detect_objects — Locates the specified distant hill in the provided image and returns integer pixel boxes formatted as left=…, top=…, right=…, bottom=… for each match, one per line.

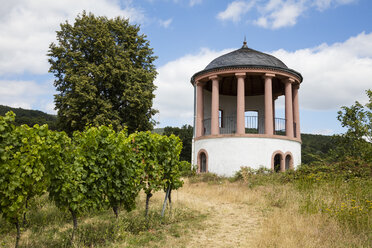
left=0, top=105, right=58, bottom=130
left=155, top=126, right=334, bottom=165
left=301, top=133, right=334, bottom=164
left=152, top=128, right=164, bottom=134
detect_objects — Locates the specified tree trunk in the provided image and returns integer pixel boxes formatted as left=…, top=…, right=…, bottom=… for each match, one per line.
left=161, top=185, right=171, bottom=217
left=23, top=212, right=27, bottom=227
left=145, top=192, right=153, bottom=217
left=15, top=220, right=20, bottom=248
left=112, top=206, right=119, bottom=219
left=23, top=197, right=29, bottom=226
left=69, top=209, right=78, bottom=243
left=168, top=189, right=172, bottom=214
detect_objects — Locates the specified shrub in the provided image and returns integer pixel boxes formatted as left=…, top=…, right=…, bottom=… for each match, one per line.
left=179, top=161, right=196, bottom=177
left=286, top=158, right=372, bottom=183
left=188, top=172, right=227, bottom=184
left=232, top=166, right=273, bottom=183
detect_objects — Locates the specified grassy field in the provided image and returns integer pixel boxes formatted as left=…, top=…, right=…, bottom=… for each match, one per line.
left=187, top=168, right=371, bottom=248
left=0, top=191, right=206, bottom=248
left=1, top=162, right=371, bottom=247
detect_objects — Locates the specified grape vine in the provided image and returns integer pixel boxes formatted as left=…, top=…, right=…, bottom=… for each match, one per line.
left=0, top=112, right=184, bottom=247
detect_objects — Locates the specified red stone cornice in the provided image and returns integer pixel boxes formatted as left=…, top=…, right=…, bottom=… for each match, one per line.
left=194, top=133, right=302, bottom=143
left=192, top=67, right=301, bottom=85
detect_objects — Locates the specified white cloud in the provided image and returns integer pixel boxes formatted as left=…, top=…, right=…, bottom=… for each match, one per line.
left=159, top=18, right=173, bottom=28
left=148, top=0, right=202, bottom=6
left=313, top=0, right=333, bottom=10
left=218, top=0, right=357, bottom=29
left=272, top=31, right=372, bottom=110
left=0, top=80, right=55, bottom=113
left=217, top=1, right=255, bottom=22
left=0, top=0, right=144, bottom=76
left=153, top=48, right=232, bottom=127
left=43, top=101, right=57, bottom=114
left=313, top=0, right=356, bottom=11
left=255, top=17, right=269, bottom=27
left=253, top=0, right=308, bottom=29
left=267, top=1, right=305, bottom=29
left=153, top=32, right=372, bottom=127
left=189, top=0, right=203, bottom=6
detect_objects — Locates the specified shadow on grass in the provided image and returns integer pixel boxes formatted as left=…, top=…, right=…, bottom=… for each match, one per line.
left=1, top=195, right=203, bottom=248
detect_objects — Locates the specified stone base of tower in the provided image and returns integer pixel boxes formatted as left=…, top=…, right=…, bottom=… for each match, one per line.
left=192, top=136, right=301, bottom=177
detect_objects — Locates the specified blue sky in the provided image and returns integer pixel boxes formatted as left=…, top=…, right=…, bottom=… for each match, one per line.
left=0, top=0, right=371, bottom=135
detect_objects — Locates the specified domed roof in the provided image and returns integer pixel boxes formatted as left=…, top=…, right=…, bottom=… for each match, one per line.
left=191, top=42, right=302, bottom=83
left=205, top=44, right=288, bottom=71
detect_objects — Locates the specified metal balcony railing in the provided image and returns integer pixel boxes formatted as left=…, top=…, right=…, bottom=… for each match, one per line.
left=245, top=116, right=263, bottom=134
left=275, top=118, right=286, bottom=135
left=202, top=116, right=288, bottom=136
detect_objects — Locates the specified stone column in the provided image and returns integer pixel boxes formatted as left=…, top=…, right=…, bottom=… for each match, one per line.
left=293, top=84, right=300, bottom=139
left=285, top=78, right=294, bottom=138
left=264, top=74, right=275, bottom=135
left=196, top=82, right=204, bottom=137
left=210, top=75, right=220, bottom=135
left=280, top=155, right=285, bottom=172
left=236, top=73, right=246, bottom=134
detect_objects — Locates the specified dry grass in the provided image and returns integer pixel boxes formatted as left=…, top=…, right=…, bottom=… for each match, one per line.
left=164, top=179, right=264, bottom=248
left=161, top=178, right=370, bottom=248
left=1, top=177, right=369, bottom=247
left=250, top=184, right=369, bottom=248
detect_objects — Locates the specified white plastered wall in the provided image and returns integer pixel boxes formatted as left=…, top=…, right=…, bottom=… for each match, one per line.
left=193, top=137, right=301, bottom=177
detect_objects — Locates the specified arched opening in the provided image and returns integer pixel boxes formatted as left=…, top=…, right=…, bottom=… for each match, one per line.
left=198, top=150, right=208, bottom=173
left=200, top=153, right=207, bottom=173
left=273, top=154, right=282, bottom=173
left=285, top=154, right=292, bottom=170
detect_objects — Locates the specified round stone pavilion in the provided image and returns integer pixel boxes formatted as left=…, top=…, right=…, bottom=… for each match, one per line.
left=191, top=41, right=303, bottom=176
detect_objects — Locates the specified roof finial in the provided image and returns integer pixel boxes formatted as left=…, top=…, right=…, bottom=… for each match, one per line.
left=242, top=35, right=248, bottom=48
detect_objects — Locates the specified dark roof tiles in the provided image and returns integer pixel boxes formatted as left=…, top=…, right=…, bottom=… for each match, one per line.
left=205, top=47, right=288, bottom=71
left=191, top=45, right=302, bottom=83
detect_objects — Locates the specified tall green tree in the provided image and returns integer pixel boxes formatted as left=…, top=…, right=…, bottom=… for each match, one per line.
left=331, top=89, right=372, bottom=162
left=163, top=125, right=193, bottom=162
left=48, top=12, right=158, bottom=134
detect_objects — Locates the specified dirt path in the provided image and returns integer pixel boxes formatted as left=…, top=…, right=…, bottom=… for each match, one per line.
left=151, top=180, right=368, bottom=248
left=171, top=181, right=264, bottom=248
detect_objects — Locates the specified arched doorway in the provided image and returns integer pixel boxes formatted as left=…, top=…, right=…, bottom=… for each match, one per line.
left=273, top=154, right=282, bottom=172
left=198, top=150, right=208, bottom=173
left=285, top=154, right=292, bottom=170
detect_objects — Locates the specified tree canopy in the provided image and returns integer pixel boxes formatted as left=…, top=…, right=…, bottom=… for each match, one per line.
left=48, top=12, right=158, bottom=134
left=301, top=133, right=334, bottom=164
left=163, top=125, right=193, bottom=162
left=330, top=89, right=372, bottom=162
